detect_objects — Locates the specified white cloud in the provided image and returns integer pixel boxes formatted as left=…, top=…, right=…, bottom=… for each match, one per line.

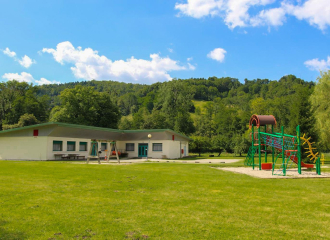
left=207, top=48, right=226, bottom=62
left=2, top=48, right=36, bottom=68
left=187, top=57, right=193, bottom=61
left=175, top=0, right=224, bottom=19
left=42, top=41, right=191, bottom=83
left=283, top=0, right=330, bottom=31
left=34, top=78, right=60, bottom=85
left=2, top=72, right=34, bottom=83
left=188, top=63, right=196, bottom=70
left=2, top=72, right=59, bottom=85
left=251, top=7, right=286, bottom=27
left=3, top=47, right=16, bottom=58
left=168, top=48, right=174, bottom=53
left=18, top=55, right=36, bottom=68
left=175, top=0, right=330, bottom=31
left=175, top=0, right=279, bottom=29
left=224, top=0, right=276, bottom=29
left=304, top=56, right=330, bottom=71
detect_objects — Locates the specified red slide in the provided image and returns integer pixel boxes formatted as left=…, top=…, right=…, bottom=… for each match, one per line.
left=284, top=151, right=314, bottom=169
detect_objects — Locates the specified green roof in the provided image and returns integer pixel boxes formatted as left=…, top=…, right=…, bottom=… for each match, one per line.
left=0, top=122, right=122, bottom=134
left=0, top=122, right=192, bottom=140
left=124, top=129, right=193, bottom=140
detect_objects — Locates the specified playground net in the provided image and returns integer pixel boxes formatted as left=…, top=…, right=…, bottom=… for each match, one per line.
left=260, top=134, right=297, bottom=150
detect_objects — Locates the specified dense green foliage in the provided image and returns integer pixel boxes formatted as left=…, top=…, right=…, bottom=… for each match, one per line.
left=311, top=71, right=330, bottom=150
left=49, top=86, right=121, bottom=128
left=2, top=113, right=39, bottom=130
left=1, top=73, right=325, bottom=153
left=0, top=81, right=49, bottom=130
left=1, top=161, right=330, bottom=239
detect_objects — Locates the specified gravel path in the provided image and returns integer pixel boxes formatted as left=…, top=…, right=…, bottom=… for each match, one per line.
left=218, top=167, right=330, bottom=179
left=80, top=159, right=241, bottom=165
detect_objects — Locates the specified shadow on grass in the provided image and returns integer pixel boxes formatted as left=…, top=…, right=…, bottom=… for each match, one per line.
left=0, top=220, right=26, bottom=240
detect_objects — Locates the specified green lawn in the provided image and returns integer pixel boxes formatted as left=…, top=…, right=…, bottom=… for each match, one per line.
left=1, top=161, right=330, bottom=239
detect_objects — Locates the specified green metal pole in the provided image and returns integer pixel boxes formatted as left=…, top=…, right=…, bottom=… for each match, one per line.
left=259, top=126, right=261, bottom=170
left=282, top=126, right=286, bottom=176
left=273, top=132, right=297, bottom=138
left=264, top=125, right=267, bottom=163
left=297, top=125, right=301, bottom=174
left=252, top=124, right=255, bottom=170
left=272, top=125, right=274, bottom=165
left=317, top=157, right=321, bottom=175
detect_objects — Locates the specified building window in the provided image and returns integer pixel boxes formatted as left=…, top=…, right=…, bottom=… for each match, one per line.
left=53, top=141, right=63, bottom=151
left=153, top=143, right=162, bottom=151
left=126, top=143, right=134, bottom=151
left=79, top=142, right=87, bottom=151
left=67, top=141, right=76, bottom=151
left=101, top=143, right=107, bottom=151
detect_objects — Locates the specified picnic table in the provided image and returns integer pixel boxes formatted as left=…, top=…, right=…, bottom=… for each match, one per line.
left=54, top=154, right=85, bottom=160
left=54, top=154, right=65, bottom=160
left=68, top=154, right=79, bottom=160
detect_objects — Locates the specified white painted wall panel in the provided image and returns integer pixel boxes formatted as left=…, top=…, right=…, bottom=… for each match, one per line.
left=0, top=137, right=48, bottom=160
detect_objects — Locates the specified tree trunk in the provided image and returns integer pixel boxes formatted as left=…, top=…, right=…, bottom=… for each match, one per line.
left=217, top=149, right=223, bottom=157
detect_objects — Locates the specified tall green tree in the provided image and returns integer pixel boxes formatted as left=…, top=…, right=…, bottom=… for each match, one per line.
left=0, top=81, right=31, bottom=128
left=156, top=80, right=195, bottom=134
left=310, top=71, right=330, bottom=150
left=189, top=136, right=211, bottom=157
left=5, top=89, right=49, bottom=124
left=50, top=85, right=120, bottom=128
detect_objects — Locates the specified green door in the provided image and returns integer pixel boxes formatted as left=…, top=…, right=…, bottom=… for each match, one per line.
left=91, top=143, right=98, bottom=156
left=138, top=144, right=148, bottom=157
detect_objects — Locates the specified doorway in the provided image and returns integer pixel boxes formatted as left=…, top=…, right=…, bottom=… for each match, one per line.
left=91, top=142, right=98, bottom=156
left=138, top=143, right=148, bottom=157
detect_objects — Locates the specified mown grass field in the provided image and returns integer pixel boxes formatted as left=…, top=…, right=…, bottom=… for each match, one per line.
left=1, top=160, right=330, bottom=240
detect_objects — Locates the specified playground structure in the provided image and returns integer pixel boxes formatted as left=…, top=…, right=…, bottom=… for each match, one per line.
left=244, top=115, right=322, bottom=176
left=87, top=140, right=120, bottom=164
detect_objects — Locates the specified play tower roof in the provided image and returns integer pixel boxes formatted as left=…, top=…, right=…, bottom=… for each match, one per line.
left=249, top=115, right=277, bottom=129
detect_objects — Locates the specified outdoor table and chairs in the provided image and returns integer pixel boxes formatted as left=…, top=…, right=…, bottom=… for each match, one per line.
left=54, top=154, right=85, bottom=160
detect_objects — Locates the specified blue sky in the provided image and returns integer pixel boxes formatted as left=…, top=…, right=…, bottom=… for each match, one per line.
left=0, top=0, right=329, bottom=85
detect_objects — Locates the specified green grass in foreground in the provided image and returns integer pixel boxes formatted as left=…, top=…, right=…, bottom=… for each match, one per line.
left=1, top=161, right=330, bottom=239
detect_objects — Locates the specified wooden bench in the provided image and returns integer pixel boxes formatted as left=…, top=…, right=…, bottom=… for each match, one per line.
left=54, top=154, right=65, bottom=160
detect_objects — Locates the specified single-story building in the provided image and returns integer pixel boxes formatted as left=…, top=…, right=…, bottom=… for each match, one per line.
left=0, top=122, right=191, bottom=160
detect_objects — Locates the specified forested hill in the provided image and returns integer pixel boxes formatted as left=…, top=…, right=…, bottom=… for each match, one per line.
left=0, top=74, right=319, bottom=154
left=37, top=75, right=314, bottom=115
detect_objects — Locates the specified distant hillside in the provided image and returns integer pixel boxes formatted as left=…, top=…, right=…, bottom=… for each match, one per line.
left=37, top=75, right=314, bottom=118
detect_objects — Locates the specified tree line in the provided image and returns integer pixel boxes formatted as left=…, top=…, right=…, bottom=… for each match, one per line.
left=1, top=72, right=329, bottom=155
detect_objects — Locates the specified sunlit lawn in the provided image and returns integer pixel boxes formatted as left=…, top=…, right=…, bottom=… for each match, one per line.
left=1, top=161, right=330, bottom=239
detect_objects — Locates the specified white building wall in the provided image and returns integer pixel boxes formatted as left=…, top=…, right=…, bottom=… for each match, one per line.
left=47, top=137, right=95, bottom=160
left=0, top=136, right=48, bottom=160
left=0, top=134, right=190, bottom=161
left=116, top=140, right=186, bottom=159
left=180, top=141, right=189, bottom=157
